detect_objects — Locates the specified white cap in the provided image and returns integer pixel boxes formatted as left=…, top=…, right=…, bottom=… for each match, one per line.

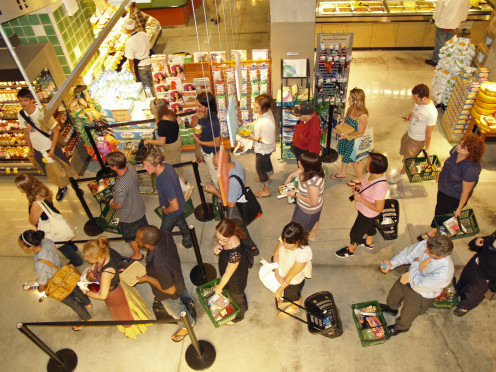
left=123, top=19, right=136, bottom=30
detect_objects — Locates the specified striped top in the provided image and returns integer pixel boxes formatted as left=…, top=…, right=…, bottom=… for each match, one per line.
left=113, top=164, right=146, bottom=223
left=296, top=175, right=325, bottom=214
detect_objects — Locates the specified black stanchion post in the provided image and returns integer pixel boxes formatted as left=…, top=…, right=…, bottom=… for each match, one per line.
left=84, top=127, right=113, bottom=178
left=191, top=161, right=214, bottom=222
left=320, top=104, right=338, bottom=163
left=181, top=312, right=216, bottom=370
left=69, top=177, right=104, bottom=236
left=17, top=323, right=78, bottom=372
left=188, top=225, right=216, bottom=286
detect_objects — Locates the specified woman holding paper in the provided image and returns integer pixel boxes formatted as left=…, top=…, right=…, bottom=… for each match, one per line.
left=81, top=236, right=150, bottom=339
left=248, top=93, right=276, bottom=197
left=213, top=219, right=251, bottom=324
left=417, top=134, right=484, bottom=241
left=331, top=87, right=369, bottom=187
left=273, top=222, right=312, bottom=319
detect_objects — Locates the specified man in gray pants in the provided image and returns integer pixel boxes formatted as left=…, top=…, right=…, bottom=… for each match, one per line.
left=379, top=236, right=454, bottom=336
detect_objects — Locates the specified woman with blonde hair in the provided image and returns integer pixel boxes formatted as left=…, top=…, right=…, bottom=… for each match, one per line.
left=81, top=236, right=151, bottom=338
left=331, top=87, right=369, bottom=187
left=144, top=98, right=185, bottom=182
left=15, top=173, right=82, bottom=266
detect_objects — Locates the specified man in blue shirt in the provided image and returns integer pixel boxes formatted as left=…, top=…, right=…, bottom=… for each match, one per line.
left=380, top=236, right=454, bottom=336
left=142, top=148, right=192, bottom=248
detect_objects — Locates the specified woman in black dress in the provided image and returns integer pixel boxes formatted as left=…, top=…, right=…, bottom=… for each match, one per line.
left=213, top=219, right=250, bottom=324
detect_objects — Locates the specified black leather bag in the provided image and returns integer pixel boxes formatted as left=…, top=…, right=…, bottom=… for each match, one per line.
left=229, top=175, right=262, bottom=226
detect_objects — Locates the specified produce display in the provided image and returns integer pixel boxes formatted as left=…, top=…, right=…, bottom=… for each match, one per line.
left=432, top=37, right=476, bottom=106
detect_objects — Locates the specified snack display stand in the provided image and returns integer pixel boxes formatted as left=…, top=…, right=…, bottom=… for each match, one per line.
left=280, top=59, right=311, bottom=160
left=351, top=300, right=391, bottom=347
left=314, top=33, right=353, bottom=162
left=196, top=278, right=240, bottom=328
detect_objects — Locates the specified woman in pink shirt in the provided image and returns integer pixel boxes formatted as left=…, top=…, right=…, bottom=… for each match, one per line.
left=336, top=153, right=388, bottom=258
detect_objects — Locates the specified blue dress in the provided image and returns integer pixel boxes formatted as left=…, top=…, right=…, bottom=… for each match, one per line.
left=338, top=115, right=358, bottom=163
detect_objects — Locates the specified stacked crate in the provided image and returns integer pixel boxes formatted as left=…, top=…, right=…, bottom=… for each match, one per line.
left=441, top=67, right=489, bottom=142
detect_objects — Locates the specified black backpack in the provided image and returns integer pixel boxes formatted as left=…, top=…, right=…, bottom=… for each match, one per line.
left=229, top=175, right=262, bottom=226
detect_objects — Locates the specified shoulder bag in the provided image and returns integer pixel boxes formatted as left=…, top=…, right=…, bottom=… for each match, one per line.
left=35, top=201, right=75, bottom=242
left=350, top=124, right=374, bottom=162
left=37, top=258, right=80, bottom=301
left=229, top=175, right=262, bottom=226
left=19, top=109, right=66, bottom=147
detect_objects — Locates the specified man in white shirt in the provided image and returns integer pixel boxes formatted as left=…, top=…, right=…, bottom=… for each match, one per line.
left=17, top=88, right=73, bottom=201
left=123, top=18, right=154, bottom=95
left=425, top=0, right=470, bottom=66
left=389, top=84, right=438, bottom=184
left=379, top=236, right=454, bottom=336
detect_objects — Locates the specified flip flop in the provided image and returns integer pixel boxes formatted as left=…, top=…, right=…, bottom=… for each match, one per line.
left=330, top=174, right=346, bottom=179
left=255, top=191, right=271, bottom=198
left=277, top=307, right=300, bottom=319
left=347, top=180, right=361, bottom=187
left=84, top=304, right=93, bottom=309
left=72, top=325, right=84, bottom=331
left=172, top=328, right=188, bottom=342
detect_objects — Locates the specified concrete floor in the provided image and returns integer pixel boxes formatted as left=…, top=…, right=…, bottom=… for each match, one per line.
left=2, top=2, right=496, bottom=372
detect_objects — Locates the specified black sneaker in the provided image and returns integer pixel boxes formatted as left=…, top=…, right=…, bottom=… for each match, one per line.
left=358, top=239, right=375, bottom=250
left=335, top=247, right=355, bottom=258
left=56, top=186, right=67, bottom=201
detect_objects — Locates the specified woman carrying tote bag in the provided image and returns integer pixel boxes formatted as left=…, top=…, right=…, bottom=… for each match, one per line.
left=15, top=174, right=83, bottom=266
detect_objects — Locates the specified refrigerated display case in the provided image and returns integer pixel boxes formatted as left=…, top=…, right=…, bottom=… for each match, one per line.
left=316, top=0, right=494, bottom=48
left=0, top=42, right=88, bottom=176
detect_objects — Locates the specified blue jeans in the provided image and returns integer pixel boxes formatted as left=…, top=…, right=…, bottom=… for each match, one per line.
left=137, top=64, right=154, bottom=95
left=61, top=287, right=91, bottom=320
left=161, top=289, right=195, bottom=328
left=432, top=27, right=455, bottom=63
left=161, top=213, right=192, bottom=248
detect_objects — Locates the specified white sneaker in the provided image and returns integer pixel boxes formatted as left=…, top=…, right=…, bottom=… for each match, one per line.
left=388, top=173, right=405, bottom=184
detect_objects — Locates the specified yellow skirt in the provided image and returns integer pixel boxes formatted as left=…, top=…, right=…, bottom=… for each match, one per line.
left=118, top=281, right=152, bottom=339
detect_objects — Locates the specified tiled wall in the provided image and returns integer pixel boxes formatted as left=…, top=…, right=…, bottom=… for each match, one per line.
left=1, top=0, right=98, bottom=76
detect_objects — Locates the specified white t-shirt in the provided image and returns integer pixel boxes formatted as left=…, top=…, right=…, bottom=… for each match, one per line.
left=18, top=107, right=55, bottom=151
left=407, top=102, right=438, bottom=141
left=253, top=111, right=276, bottom=155
left=124, top=32, right=151, bottom=67
left=433, top=0, right=469, bottom=30
left=278, top=241, right=312, bottom=285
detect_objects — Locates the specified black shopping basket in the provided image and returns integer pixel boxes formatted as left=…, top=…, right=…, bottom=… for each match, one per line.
left=376, top=199, right=399, bottom=240
left=276, top=291, right=343, bottom=338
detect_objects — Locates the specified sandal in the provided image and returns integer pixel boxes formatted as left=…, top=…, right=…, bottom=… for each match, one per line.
left=72, top=325, right=84, bottom=331
left=255, top=191, right=271, bottom=198
left=277, top=306, right=300, bottom=319
left=330, top=173, right=346, bottom=179
left=172, top=328, right=188, bottom=342
left=347, top=180, right=361, bottom=187
left=84, top=304, right=93, bottom=309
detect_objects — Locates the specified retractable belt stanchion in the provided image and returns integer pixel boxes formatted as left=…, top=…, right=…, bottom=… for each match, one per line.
left=17, top=322, right=77, bottom=372
left=192, top=161, right=214, bottom=222
left=320, top=105, right=338, bottom=163
left=68, top=177, right=104, bottom=236
left=188, top=225, right=216, bottom=286
left=181, top=312, right=216, bottom=370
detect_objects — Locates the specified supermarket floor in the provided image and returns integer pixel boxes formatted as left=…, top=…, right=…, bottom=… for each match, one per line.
left=2, top=52, right=496, bottom=372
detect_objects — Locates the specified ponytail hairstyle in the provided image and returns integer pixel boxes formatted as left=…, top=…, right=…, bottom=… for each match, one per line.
left=83, top=236, right=110, bottom=262
left=19, top=230, right=45, bottom=248
left=216, top=219, right=246, bottom=240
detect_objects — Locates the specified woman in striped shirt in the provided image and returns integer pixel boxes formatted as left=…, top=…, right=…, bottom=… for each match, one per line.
left=286, top=152, right=325, bottom=240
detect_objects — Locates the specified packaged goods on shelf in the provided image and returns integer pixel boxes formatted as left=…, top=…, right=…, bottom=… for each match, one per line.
left=432, top=36, right=476, bottom=106
left=440, top=67, right=489, bottom=141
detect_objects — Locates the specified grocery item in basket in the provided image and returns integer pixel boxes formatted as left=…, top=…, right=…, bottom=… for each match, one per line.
left=366, top=316, right=382, bottom=328
left=110, top=217, right=120, bottom=226
left=371, top=326, right=386, bottom=339
left=443, top=216, right=466, bottom=235
left=207, top=293, right=234, bottom=321
left=436, top=282, right=457, bottom=302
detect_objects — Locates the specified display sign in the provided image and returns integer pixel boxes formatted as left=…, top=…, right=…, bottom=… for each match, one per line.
left=282, top=59, right=308, bottom=78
